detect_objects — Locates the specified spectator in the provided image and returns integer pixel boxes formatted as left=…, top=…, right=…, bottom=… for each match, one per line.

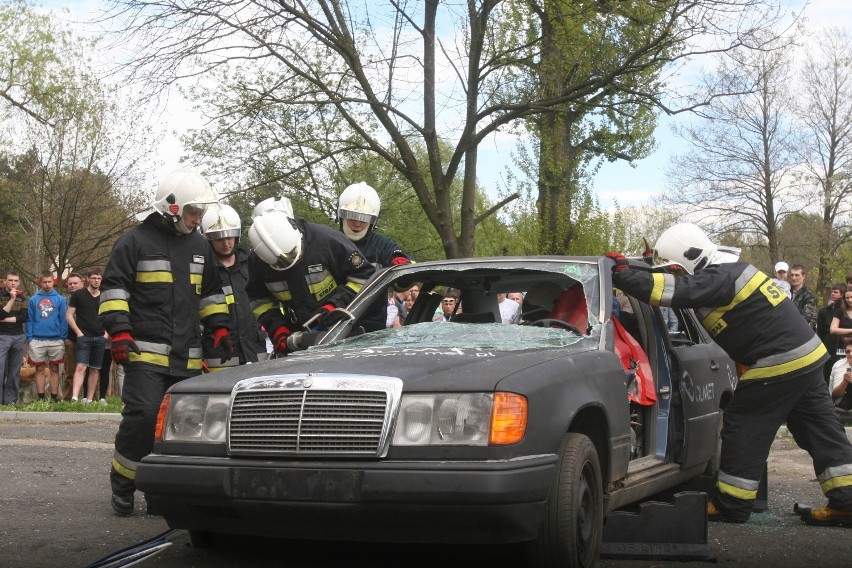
left=818, top=284, right=846, bottom=385
left=60, top=272, right=84, bottom=399
left=433, top=294, right=459, bottom=322
left=393, top=289, right=409, bottom=325
left=829, top=345, right=852, bottom=412
left=497, top=293, right=520, bottom=324
left=200, top=205, right=268, bottom=372
left=830, top=289, right=852, bottom=353
left=0, top=271, right=28, bottom=405
left=66, top=268, right=106, bottom=402
left=408, top=285, right=420, bottom=302
left=100, top=168, right=232, bottom=516
left=773, top=261, right=792, bottom=299
left=404, top=295, right=415, bottom=312
left=507, top=292, right=524, bottom=305
left=789, top=264, right=818, bottom=329
left=386, top=288, right=401, bottom=328
left=26, top=270, right=67, bottom=402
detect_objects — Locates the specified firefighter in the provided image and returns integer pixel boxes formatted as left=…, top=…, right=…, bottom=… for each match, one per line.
left=336, top=182, right=413, bottom=331
left=605, top=223, right=852, bottom=527
left=100, top=168, right=233, bottom=516
left=246, top=207, right=375, bottom=356
left=200, top=204, right=267, bottom=371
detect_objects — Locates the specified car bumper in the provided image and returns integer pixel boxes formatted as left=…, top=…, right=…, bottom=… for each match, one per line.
left=136, top=453, right=558, bottom=544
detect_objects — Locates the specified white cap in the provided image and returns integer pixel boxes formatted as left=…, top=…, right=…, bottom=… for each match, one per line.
left=774, top=261, right=789, bottom=273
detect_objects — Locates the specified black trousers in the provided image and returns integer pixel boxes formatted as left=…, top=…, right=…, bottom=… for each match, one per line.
left=714, top=367, right=852, bottom=519
left=110, top=366, right=191, bottom=496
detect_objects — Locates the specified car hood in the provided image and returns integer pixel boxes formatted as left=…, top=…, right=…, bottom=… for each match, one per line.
left=175, top=322, right=598, bottom=393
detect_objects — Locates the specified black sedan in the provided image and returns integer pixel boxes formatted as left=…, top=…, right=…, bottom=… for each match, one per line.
left=136, top=257, right=736, bottom=567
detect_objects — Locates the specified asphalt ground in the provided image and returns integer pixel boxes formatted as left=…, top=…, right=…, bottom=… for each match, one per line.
left=1, top=413, right=851, bottom=567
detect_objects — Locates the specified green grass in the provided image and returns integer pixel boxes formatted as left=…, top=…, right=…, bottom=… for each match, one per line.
left=0, top=395, right=124, bottom=413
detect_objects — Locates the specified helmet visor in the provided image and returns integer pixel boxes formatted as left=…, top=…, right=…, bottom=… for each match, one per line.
left=341, top=210, right=377, bottom=224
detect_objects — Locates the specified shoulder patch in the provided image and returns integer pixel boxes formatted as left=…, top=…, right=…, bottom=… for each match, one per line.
left=349, top=252, right=366, bottom=269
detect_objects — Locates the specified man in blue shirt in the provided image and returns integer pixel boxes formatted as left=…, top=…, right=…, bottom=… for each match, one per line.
left=26, top=271, right=67, bottom=401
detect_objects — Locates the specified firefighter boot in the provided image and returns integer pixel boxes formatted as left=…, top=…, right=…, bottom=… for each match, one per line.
left=110, top=467, right=135, bottom=516
left=797, top=504, right=852, bottom=527
left=707, top=500, right=748, bottom=523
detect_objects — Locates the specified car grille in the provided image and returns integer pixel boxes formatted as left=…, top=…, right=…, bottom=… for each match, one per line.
left=227, top=375, right=402, bottom=457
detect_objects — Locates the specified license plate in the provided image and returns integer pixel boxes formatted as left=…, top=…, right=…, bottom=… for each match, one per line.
left=229, top=468, right=363, bottom=502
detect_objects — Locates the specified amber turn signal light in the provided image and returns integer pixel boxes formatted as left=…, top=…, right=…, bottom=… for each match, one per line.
left=490, top=392, right=527, bottom=445
left=153, top=394, right=171, bottom=441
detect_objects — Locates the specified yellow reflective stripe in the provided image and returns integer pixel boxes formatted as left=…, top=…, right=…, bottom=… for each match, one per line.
left=649, top=273, right=666, bottom=305
left=701, top=272, right=764, bottom=336
left=716, top=479, right=758, bottom=501
left=99, top=299, right=129, bottom=314
left=129, top=351, right=170, bottom=366
left=112, top=458, right=136, bottom=480
left=190, top=273, right=202, bottom=286
left=346, top=281, right=363, bottom=294
left=821, top=474, right=852, bottom=493
left=739, top=342, right=827, bottom=381
left=199, top=302, right=229, bottom=319
left=272, top=290, right=293, bottom=302
left=252, top=301, right=278, bottom=319
left=307, top=274, right=336, bottom=299
left=136, top=272, right=174, bottom=283
left=225, top=293, right=235, bottom=305
left=187, top=357, right=202, bottom=370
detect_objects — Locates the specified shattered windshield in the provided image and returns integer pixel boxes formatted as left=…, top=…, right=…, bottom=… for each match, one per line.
left=321, top=321, right=591, bottom=352
left=318, top=258, right=603, bottom=351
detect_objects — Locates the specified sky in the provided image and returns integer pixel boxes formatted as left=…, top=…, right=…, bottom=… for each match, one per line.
left=43, top=0, right=852, bottom=206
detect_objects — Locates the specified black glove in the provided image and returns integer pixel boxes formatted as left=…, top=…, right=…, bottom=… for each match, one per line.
left=605, top=252, right=630, bottom=273
left=212, top=328, right=234, bottom=364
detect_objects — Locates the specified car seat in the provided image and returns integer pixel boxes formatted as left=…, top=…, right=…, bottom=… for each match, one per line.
left=549, top=285, right=589, bottom=334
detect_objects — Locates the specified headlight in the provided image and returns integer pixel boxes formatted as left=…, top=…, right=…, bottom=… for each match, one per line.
left=161, top=394, right=230, bottom=442
left=393, top=393, right=516, bottom=446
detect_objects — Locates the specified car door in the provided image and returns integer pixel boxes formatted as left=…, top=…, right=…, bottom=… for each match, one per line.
left=665, top=307, right=736, bottom=469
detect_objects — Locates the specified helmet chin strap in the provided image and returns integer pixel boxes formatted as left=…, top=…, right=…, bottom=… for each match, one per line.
left=342, top=223, right=368, bottom=242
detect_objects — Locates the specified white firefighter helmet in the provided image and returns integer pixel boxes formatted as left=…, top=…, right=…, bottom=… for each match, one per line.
left=654, top=223, right=741, bottom=274
left=251, top=196, right=294, bottom=219
left=249, top=211, right=303, bottom=270
left=201, top=204, right=242, bottom=241
left=337, top=182, right=380, bottom=241
left=152, top=169, right=220, bottom=234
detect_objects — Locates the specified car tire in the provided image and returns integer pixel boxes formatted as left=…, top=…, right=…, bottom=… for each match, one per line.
left=189, top=530, right=216, bottom=548
left=528, top=432, right=603, bottom=568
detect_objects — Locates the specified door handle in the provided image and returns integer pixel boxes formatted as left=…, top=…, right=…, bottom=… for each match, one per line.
left=709, top=360, right=720, bottom=371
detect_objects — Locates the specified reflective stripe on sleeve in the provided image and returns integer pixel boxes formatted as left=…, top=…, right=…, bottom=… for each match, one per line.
left=649, top=273, right=675, bottom=306
left=199, top=294, right=229, bottom=319
left=99, top=289, right=130, bottom=315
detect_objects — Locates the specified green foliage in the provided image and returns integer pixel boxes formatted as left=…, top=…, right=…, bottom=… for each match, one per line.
left=0, top=396, right=123, bottom=413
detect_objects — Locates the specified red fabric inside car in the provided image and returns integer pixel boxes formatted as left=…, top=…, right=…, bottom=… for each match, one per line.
left=550, top=286, right=589, bottom=334
left=611, top=317, right=656, bottom=406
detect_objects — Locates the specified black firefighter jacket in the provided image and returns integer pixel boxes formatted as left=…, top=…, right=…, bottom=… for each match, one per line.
left=247, top=218, right=376, bottom=336
left=613, top=261, right=828, bottom=384
left=202, top=247, right=267, bottom=371
left=99, top=213, right=231, bottom=377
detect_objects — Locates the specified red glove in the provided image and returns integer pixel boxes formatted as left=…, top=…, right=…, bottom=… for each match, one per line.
left=111, top=332, right=140, bottom=364
left=605, top=252, right=630, bottom=272
left=270, top=325, right=292, bottom=355
left=390, top=255, right=410, bottom=266
left=212, top=327, right=234, bottom=364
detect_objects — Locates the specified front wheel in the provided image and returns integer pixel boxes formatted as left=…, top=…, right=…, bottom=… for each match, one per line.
left=529, top=433, right=603, bottom=568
